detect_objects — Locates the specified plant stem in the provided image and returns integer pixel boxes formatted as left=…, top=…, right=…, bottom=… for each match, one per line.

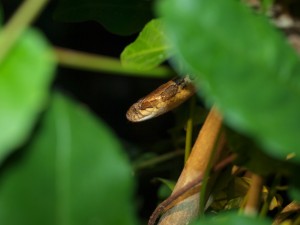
left=133, top=150, right=183, bottom=171
left=260, top=174, right=281, bottom=217
left=54, top=47, right=174, bottom=78
left=244, top=173, right=264, bottom=216
left=184, top=96, right=196, bottom=163
left=0, top=0, right=49, bottom=63
left=199, top=131, right=223, bottom=215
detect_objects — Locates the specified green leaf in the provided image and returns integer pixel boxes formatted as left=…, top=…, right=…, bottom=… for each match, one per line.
left=261, top=0, right=275, bottom=12
left=157, top=183, right=172, bottom=200
left=0, top=29, right=55, bottom=163
left=121, top=19, right=172, bottom=70
left=0, top=93, right=137, bottom=225
left=157, top=0, right=300, bottom=161
left=191, top=212, right=271, bottom=225
left=155, top=178, right=175, bottom=200
left=54, top=0, right=153, bottom=35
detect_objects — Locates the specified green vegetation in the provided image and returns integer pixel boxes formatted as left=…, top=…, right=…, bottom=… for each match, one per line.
left=1, top=0, right=300, bottom=224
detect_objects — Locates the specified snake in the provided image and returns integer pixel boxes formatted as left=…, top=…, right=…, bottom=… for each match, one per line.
left=126, top=76, right=196, bottom=122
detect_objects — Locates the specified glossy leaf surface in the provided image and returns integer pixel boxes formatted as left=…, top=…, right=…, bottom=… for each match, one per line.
left=0, top=29, right=55, bottom=163
left=121, top=19, right=171, bottom=70
left=158, top=0, right=300, bottom=161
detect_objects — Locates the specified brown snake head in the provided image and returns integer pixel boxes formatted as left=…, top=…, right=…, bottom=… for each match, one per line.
left=126, top=76, right=196, bottom=122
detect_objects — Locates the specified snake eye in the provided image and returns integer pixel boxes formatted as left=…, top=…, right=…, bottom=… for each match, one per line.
left=140, top=100, right=156, bottom=110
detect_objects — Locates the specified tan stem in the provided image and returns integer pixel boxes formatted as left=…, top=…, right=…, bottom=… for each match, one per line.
left=244, top=173, right=264, bottom=216
left=155, top=107, right=223, bottom=225
left=174, top=108, right=223, bottom=190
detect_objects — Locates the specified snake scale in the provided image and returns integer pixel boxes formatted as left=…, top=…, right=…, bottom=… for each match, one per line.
left=126, top=76, right=196, bottom=122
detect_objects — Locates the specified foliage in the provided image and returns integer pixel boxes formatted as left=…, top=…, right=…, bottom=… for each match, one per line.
left=1, top=0, right=300, bottom=225
left=0, top=93, right=137, bottom=225
left=0, top=29, right=55, bottom=163
left=0, top=2, right=136, bottom=225
left=121, top=19, right=172, bottom=70
left=157, top=0, right=300, bottom=162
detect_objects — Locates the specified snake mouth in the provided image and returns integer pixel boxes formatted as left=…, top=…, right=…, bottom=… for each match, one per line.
left=126, top=103, right=156, bottom=122
left=126, top=103, right=144, bottom=122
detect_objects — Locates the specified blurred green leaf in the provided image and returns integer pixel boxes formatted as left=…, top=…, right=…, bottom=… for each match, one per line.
left=261, top=0, right=275, bottom=12
left=54, top=0, right=153, bottom=35
left=157, top=0, right=300, bottom=161
left=157, top=183, right=172, bottom=200
left=156, top=177, right=175, bottom=200
left=0, top=93, right=137, bottom=225
left=121, top=19, right=172, bottom=70
left=0, top=29, right=55, bottom=163
left=191, top=212, right=271, bottom=225
left=226, top=129, right=291, bottom=176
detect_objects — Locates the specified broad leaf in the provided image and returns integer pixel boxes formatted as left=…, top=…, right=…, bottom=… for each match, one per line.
left=121, top=19, right=172, bottom=70
left=157, top=0, right=300, bottom=161
left=0, top=29, right=55, bottom=163
left=191, top=212, right=271, bottom=225
left=0, top=93, right=137, bottom=225
left=54, top=0, right=153, bottom=35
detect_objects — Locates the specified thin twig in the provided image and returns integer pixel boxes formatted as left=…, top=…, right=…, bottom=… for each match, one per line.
left=184, top=96, right=196, bottom=163
left=260, top=174, right=281, bottom=217
left=0, top=0, right=49, bottom=63
left=133, top=150, right=184, bottom=171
